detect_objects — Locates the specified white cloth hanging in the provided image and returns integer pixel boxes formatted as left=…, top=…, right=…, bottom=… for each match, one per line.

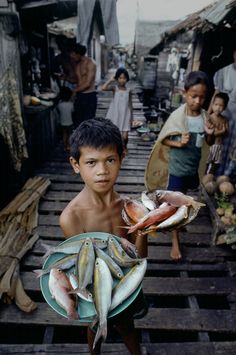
left=77, top=0, right=119, bottom=46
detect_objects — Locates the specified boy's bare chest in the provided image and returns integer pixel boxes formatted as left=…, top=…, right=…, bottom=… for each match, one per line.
left=81, top=204, right=127, bottom=237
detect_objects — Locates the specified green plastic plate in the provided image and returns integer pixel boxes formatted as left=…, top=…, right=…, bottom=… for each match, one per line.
left=40, top=232, right=142, bottom=323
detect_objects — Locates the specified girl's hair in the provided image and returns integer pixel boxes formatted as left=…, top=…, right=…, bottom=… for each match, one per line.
left=214, top=92, right=229, bottom=109
left=60, top=86, right=72, bottom=101
left=184, top=71, right=210, bottom=91
left=114, top=67, right=129, bottom=81
left=69, top=117, right=124, bottom=162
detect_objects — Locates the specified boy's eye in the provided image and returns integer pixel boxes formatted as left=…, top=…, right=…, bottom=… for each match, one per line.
left=86, top=161, right=95, bottom=166
left=107, top=158, right=115, bottom=164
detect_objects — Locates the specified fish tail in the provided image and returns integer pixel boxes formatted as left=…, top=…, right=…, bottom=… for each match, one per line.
left=33, top=269, right=44, bottom=278
left=117, top=225, right=130, bottom=229
left=93, top=321, right=107, bottom=349
left=127, top=225, right=139, bottom=234
left=191, top=200, right=205, bottom=210
left=41, top=243, right=53, bottom=258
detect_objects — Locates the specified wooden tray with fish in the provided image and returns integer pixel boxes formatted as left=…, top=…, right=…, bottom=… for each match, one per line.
left=122, top=190, right=205, bottom=235
left=40, top=232, right=145, bottom=325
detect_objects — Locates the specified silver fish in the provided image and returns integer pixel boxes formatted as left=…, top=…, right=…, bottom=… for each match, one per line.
left=75, top=238, right=95, bottom=302
left=107, top=236, right=141, bottom=267
left=93, top=258, right=113, bottom=349
left=120, top=237, right=139, bottom=259
left=110, top=259, right=147, bottom=311
left=141, top=191, right=156, bottom=210
left=34, top=254, right=77, bottom=278
left=48, top=268, right=78, bottom=320
left=94, top=245, right=124, bottom=279
left=155, top=205, right=189, bottom=230
left=42, top=240, right=84, bottom=258
left=42, top=238, right=107, bottom=259
left=69, top=273, right=93, bottom=303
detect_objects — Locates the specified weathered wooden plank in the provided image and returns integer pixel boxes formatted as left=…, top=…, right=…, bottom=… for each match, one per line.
left=22, top=272, right=236, bottom=296
left=0, top=343, right=130, bottom=355
left=37, top=173, right=146, bottom=184
left=23, top=254, right=229, bottom=275
left=1, top=342, right=236, bottom=355
left=41, top=190, right=141, bottom=201
left=0, top=304, right=235, bottom=332
left=36, top=167, right=147, bottom=177
left=34, top=225, right=212, bottom=245
left=46, top=183, right=146, bottom=193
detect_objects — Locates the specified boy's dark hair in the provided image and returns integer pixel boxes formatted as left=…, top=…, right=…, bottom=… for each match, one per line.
left=60, top=86, right=72, bottom=101
left=184, top=70, right=210, bottom=91
left=70, top=117, right=124, bottom=162
left=69, top=43, right=87, bottom=56
left=214, top=92, right=229, bottom=109
left=115, top=67, right=129, bottom=81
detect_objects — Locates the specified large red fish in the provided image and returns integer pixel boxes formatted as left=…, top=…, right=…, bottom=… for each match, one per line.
left=123, top=199, right=149, bottom=223
left=48, top=268, right=78, bottom=320
left=127, top=204, right=177, bottom=234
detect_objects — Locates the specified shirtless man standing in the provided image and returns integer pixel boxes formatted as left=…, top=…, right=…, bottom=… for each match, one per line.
left=69, top=43, right=97, bottom=128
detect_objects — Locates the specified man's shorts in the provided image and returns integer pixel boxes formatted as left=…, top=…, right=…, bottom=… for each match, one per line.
left=167, top=174, right=199, bottom=193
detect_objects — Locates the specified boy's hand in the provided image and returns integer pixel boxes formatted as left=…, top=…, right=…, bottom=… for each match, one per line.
left=204, top=118, right=215, bottom=135
left=180, top=132, right=190, bottom=146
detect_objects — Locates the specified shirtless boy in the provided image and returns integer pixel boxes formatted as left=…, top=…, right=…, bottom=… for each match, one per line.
left=68, top=43, right=97, bottom=127
left=60, top=118, right=148, bottom=355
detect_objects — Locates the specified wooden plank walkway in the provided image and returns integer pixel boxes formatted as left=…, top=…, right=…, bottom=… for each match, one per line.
left=0, top=88, right=236, bottom=354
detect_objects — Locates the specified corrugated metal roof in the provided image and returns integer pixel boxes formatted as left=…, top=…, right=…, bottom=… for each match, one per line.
left=163, top=0, right=236, bottom=38
left=200, top=0, right=236, bottom=24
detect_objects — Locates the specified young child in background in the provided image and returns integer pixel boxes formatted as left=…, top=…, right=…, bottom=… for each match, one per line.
left=102, top=68, right=133, bottom=153
left=145, top=71, right=214, bottom=260
left=60, top=118, right=148, bottom=355
left=205, top=92, right=229, bottom=175
left=57, top=86, right=74, bottom=152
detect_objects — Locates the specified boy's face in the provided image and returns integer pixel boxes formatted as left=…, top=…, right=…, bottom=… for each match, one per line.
left=184, top=83, right=208, bottom=115
left=70, top=145, right=123, bottom=193
left=212, top=97, right=225, bottom=116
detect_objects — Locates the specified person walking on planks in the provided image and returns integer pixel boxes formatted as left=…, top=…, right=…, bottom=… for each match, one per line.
left=102, top=67, right=133, bottom=154
left=68, top=43, right=97, bottom=128
left=60, top=117, right=148, bottom=355
left=145, top=71, right=214, bottom=260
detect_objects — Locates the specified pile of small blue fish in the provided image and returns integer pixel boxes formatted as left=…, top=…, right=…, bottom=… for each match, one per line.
left=36, top=235, right=147, bottom=350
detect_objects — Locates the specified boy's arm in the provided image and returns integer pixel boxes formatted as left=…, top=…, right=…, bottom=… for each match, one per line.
left=101, top=77, right=115, bottom=91
left=162, top=133, right=190, bottom=148
left=59, top=209, right=84, bottom=239
left=129, top=231, right=148, bottom=258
